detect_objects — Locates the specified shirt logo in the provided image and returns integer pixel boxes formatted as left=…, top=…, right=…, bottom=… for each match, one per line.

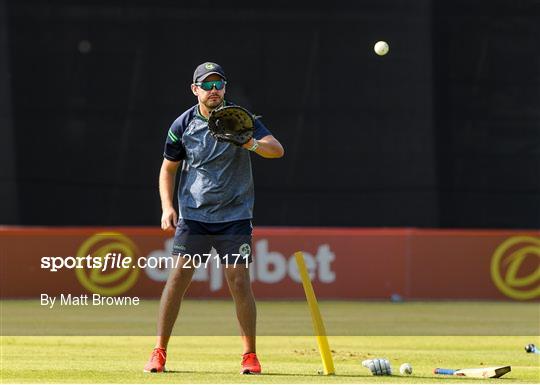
left=239, top=243, right=251, bottom=257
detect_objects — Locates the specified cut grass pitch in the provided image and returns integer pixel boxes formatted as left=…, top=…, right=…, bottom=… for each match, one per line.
left=1, top=300, right=539, bottom=383
left=2, top=300, right=538, bottom=336
left=2, top=336, right=539, bottom=383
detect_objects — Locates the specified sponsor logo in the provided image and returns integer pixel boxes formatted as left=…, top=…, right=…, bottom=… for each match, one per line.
left=173, top=244, right=186, bottom=254
left=490, top=236, right=540, bottom=300
left=75, top=233, right=140, bottom=296
left=144, top=238, right=336, bottom=291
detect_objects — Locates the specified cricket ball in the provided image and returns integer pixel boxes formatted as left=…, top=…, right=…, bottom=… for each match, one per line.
left=374, top=41, right=389, bottom=56
left=400, top=363, right=413, bottom=375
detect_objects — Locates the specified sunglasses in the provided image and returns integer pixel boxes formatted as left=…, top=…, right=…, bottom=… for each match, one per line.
left=195, top=80, right=226, bottom=91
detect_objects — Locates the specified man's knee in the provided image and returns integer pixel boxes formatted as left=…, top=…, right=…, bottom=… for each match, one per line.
left=227, top=270, right=252, bottom=295
left=165, top=262, right=194, bottom=287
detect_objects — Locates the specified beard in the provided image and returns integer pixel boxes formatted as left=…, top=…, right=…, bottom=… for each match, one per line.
left=203, top=95, right=224, bottom=110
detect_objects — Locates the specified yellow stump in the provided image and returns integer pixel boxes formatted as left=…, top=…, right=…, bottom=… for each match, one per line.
left=294, top=251, right=336, bottom=375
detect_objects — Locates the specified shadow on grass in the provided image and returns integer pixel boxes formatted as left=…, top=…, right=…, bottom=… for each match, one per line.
left=164, top=371, right=499, bottom=381
left=164, top=370, right=341, bottom=377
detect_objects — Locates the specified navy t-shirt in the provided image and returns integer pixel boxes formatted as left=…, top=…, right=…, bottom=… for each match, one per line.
left=163, top=102, right=272, bottom=223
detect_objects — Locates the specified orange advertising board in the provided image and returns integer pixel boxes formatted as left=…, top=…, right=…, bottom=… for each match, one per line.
left=0, top=227, right=538, bottom=301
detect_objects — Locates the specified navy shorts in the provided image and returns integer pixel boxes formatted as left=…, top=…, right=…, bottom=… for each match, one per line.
left=172, top=219, right=253, bottom=264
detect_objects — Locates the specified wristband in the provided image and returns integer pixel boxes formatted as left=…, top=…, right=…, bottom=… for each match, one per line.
left=247, top=138, right=259, bottom=152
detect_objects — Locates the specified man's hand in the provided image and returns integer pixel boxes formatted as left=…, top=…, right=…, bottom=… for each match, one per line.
left=362, top=359, right=392, bottom=376
left=161, top=206, right=178, bottom=230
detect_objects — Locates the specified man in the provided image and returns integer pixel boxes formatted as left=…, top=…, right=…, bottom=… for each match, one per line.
left=144, top=62, right=284, bottom=374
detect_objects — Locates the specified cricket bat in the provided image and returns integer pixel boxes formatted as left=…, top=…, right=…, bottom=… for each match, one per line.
left=434, top=366, right=511, bottom=378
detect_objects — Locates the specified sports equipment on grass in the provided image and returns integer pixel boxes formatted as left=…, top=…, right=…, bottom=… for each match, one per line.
left=294, top=251, right=335, bottom=375
left=434, top=365, right=511, bottom=378
left=362, top=358, right=392, bottom=376
left=399, top=363, right=413, bottom=375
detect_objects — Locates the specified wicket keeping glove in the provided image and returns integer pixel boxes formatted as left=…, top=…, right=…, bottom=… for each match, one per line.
left=362, top=358, right=392, bottom=376
left=208, top=105, right=255, bottom=146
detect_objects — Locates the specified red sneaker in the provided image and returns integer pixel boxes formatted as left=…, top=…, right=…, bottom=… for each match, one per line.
left=241, top=352, right=261, bottom=374
left=143, top=348, right=166, bottom=373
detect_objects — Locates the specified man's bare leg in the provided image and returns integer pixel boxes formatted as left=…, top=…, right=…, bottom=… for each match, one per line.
left=155, top=257, right=195, bottom=349
left=224, top=265, right=256, bottom=354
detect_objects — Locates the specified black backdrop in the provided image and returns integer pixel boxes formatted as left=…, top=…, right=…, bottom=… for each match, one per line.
left=2, top=0, right=539, bottom=228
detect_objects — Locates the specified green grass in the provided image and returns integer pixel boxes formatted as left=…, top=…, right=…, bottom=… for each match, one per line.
left=2, top=300, right=538, bottom=336
left=1, top=300, right=539, bottom=383
left=2, top=336, right=539, bottom=383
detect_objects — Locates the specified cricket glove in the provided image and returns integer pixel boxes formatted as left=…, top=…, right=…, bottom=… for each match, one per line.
left=208, top=105, right=255, bottom=146
left=362, top=358, right=392, bottom=376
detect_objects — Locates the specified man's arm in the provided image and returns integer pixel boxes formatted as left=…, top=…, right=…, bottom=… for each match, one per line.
left=159, top=158, right=181, bottom=230
left=242, top=135, right=284, bottom=158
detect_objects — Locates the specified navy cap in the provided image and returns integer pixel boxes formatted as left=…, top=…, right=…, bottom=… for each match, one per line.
left=192, top=62, right=227, bottom=83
